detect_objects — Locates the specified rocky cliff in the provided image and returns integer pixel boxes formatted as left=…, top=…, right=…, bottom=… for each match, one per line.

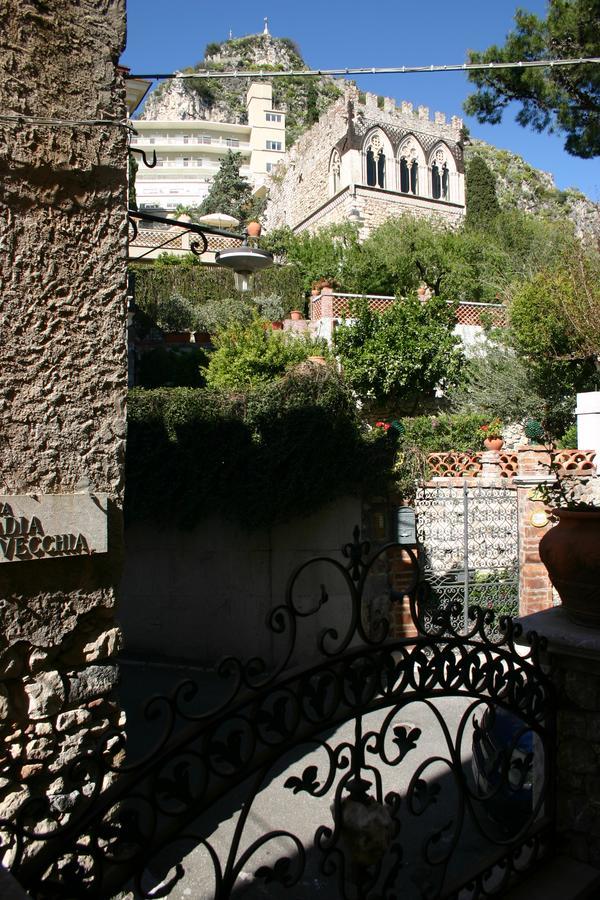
left=140, top=33, right=342, bottom=146
left=464, top=139, right=599, bottom=240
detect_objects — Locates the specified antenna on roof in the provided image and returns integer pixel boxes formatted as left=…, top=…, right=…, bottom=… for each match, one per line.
left=263, top=17, right=269, bottom=35
left=228, top=29, right=233, bottom=40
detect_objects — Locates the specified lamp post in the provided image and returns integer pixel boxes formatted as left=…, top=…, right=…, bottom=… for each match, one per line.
left=215, top=246, right=274, bottom=292
left=127, top=209, right=273, bottom=291
left=215, top=220, right=273, bottom=292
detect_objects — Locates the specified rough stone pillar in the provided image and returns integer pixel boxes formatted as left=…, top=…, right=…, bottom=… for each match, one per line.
left=515, top=447, right=555, bottom=616
left=518, top=608, right=600, bottom=874
left=0, top=0, right=127, bottom=825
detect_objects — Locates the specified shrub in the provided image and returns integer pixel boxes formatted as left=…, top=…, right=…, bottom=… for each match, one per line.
left=138, top=347, right=208, bottom=389
left=205, top=317, right=330, bottom=390
left=125, top=371, right=395, bottom=529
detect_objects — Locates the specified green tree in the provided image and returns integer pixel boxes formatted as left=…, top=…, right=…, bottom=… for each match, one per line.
left=333, top=295, right=464, bottom=411
left=464, top=0, right=600, bottom=158
left=205, top=317, right=329, bottom=390
left=305, top=82, right=319, bottom=126
left=465, top=156, right=501, bottom=230
left=197, top=151, right=265, bottom=224
left=508, top=267, right=600, bottom=433
left=342, top=216, right=507, bottom=302
left=449, top=345, right=548, bottom=424
left=262, top=223, right=361, bottom=294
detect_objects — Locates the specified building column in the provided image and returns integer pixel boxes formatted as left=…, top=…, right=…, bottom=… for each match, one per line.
left=515, top=447, right=555, bottom=616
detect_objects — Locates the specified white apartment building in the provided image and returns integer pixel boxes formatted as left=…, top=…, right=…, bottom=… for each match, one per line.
left=130, top=82, right=285, bottom=215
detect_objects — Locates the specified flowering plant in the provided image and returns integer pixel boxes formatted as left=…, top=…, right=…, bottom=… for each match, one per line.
left=480, top=417, right=503, bottom=437
left=374, top=420, right=405, bottom=435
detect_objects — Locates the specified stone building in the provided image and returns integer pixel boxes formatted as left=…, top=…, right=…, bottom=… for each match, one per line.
left=264, top=84, right=465, bottom=236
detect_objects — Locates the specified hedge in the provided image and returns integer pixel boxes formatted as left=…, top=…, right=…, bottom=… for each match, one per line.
left=125, top=369, right=395, bottom=529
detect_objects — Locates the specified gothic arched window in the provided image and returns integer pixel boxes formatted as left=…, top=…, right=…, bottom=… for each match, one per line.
left=400, top=158, right=419, bottom=194
left=365, top=133, right=386, bottom=188
left=431, top=146, right=452, bottom=201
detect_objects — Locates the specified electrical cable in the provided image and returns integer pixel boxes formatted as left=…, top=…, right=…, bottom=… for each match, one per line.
left=128, top=56, right=600, bottom=81
left=0, top=114, right=134, bottom=130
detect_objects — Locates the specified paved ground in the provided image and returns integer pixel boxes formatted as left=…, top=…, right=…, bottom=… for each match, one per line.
left=116, top=656, right=541, bottom=900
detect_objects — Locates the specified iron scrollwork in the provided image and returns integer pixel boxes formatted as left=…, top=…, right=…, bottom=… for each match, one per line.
left=129, top=146, right=157, bottom=169
left=0, top=529, right=555, bottom=899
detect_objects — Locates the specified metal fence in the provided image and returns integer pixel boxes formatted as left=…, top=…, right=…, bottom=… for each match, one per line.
left=415, top=482, right=519, bottom=631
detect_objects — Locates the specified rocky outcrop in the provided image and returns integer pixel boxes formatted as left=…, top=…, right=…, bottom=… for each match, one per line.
left=139, top=33, right=342, bottom=145
left=465, top=139, right=600, bottom=240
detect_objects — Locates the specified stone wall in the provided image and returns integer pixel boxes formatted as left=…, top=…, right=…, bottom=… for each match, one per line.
left=518, top=609, right=600, bottom=872
left=119, top=496, right=363, bottom=668
left=264, top=84, right=465, bottom=234
left=0, top=1, right=128, bottom=825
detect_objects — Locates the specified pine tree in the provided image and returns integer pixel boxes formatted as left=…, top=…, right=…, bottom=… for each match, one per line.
left=465, top=156, right=500, bottom=230
left=197, top=151, right=264, bottom=225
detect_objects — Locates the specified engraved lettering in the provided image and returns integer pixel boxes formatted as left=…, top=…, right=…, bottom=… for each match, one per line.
left=29, top=536, right=42, bottom=555
left=0, top=538, right=15, bottom=560
left=3, top=518, right=20, bottom=537
left=41, top=535, right=54, bottom=552
left=0, top=504, right=13, bottom=516
left=29, top=517, right=43, bottom=536
left=15, top=537, right=27, bottom=558
left=74, top=534, right=89, bottom=553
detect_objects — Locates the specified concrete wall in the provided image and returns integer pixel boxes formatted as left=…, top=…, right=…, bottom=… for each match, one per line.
left=0, top=0, right=128, bottom=823
left=119, top=496, right=363, bottom=668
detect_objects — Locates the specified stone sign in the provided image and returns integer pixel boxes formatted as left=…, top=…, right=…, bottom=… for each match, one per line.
left=0, top=494, right=108, bottom=563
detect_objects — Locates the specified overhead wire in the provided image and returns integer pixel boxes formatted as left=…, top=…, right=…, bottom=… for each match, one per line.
left=128, top=57, right=600, bottom=81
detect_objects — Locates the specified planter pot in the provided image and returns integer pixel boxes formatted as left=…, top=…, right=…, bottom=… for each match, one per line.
left=290, top=310, right=303, bottom=321
left=484, top=437, right=504, bottom=451
left=307, top=355, right=326, bottom=366
left=193, top=331, right=211, bottom=344
left=270, top=321, right=283, bottom=330
left=246, top=221, right=262, bottom=238
left=164, top=332, right=192, bottom=344
left=539, top=509, right=600, bottom=627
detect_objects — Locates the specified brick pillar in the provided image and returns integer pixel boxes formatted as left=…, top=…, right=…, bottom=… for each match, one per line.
left=480, top=449, right=502, bottom=480
left=515, top=447, right=555, bottom=616
left=388, top=547, right=418, bottom=638
left=320, top=286, right=334, bottom=319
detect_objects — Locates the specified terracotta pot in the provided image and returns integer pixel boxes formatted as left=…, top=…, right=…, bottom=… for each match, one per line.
left=271, top=320, right=283, bottom=330
left=307, top=355, right=326, bottom=365
left=193, top=331, right=211, bottom=344
left=290, top=310, right=303, bottom=321
left=539, top=509, right=600, bottom=627
left=246, top=221, right=262, bottom=238
left=484, top=437, right=504, bottom=451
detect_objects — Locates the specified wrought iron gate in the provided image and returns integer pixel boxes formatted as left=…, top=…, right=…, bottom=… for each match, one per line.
left=415, top=483, right=519, bottom=631
left=1, top=529, right=554, bottom=899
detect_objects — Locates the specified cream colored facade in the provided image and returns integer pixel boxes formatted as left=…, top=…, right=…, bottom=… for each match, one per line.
left=131, top=82, right=285, bottom=214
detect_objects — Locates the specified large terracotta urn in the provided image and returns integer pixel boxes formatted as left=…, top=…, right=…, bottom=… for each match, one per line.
left=539, top=509, right=600, bottom=626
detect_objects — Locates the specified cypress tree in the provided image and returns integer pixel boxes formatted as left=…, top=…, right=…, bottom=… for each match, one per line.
left=465, top=155, right=500, bottom=230
left=197, top=151, right=264, bottom=225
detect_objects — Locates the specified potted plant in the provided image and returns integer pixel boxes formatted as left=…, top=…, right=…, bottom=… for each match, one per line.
left=536, top=470, right=600, bottom=626
left=480, top=418, right=504, bottom=451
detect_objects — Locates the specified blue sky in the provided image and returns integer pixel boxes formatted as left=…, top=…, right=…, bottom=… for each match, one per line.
left=121, top=0, right=598, bottom=200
